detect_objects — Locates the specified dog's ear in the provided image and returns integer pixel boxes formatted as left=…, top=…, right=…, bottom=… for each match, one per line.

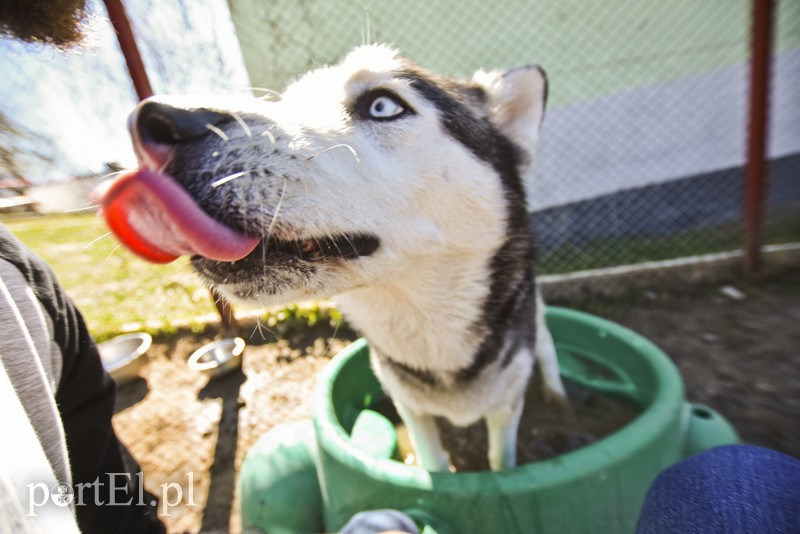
left=472, top=65, right=548, bottom=159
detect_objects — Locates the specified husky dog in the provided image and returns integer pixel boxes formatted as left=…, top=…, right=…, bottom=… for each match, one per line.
left=96, top=45, right=566, bottom=471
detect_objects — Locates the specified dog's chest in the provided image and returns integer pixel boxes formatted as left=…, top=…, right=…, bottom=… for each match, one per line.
left=334, top=280, right=488, bottom=375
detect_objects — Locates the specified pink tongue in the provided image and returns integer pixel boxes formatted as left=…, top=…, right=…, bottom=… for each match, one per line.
left=95, top=169, right=260, bottom=264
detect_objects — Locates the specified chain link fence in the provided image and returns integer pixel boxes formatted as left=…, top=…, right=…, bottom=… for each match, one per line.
left=229, top=0, right=800, bottom=281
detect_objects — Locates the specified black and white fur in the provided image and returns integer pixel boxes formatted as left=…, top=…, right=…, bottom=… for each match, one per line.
left=128, top=45, right=566, bottom=471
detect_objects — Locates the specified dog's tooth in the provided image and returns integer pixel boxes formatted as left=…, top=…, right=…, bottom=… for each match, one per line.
left=300, top=240, right=315, bottom=254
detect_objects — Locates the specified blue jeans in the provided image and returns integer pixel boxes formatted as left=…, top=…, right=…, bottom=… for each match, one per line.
left=340, top=509, right=420, bottom=534
left=637, top=445, right=800, bottom=533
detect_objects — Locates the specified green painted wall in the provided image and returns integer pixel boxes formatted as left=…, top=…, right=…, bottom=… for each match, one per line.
left=228, top=0, right=798, bottom=108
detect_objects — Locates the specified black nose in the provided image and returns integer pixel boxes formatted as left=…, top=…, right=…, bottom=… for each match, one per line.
left=135, top=100, right=228, bottom=145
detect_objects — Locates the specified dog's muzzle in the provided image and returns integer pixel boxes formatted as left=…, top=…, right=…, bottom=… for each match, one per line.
left=94, top=100, right=380, bottom=267
left=89, top=100, right=259, bottom=263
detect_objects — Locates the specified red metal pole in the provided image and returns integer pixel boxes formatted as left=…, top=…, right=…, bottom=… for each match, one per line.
left=102, top=0, right=154, bottom=100
left=744, top=0, right=775, bottom=278
left=103, top=0, right=239, bottom=335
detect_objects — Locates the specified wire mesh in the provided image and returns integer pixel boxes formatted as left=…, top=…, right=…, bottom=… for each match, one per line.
left=229, top=0, right=800, bottom=277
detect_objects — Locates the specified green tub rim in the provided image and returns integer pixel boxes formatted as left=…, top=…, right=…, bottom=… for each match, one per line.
left=311, top=306, right=686, bottom=494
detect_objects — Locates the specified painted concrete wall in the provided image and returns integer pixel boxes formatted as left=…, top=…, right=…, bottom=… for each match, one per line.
left=531, top=50, right=799, bottom=210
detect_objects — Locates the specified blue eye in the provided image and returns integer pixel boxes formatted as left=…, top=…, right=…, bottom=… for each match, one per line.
left=368, top=95, right=405, bottom=119
left=355, top=90, right=414, bottom=121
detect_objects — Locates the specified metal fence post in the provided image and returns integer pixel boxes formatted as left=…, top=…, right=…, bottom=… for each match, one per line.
left=102, top=0, right=153, bottom=100
left=102, top=0, right=240, bottom=335
left=744, top=0, right=775, bottom=278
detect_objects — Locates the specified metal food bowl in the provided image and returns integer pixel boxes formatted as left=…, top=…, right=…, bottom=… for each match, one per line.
left=188, top=337, right=245, bottom=377
left=98, top=332, right=152, bottom=385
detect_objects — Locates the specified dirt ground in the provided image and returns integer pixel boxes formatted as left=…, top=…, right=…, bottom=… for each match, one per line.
left=112, top=270, right=800, bottom=534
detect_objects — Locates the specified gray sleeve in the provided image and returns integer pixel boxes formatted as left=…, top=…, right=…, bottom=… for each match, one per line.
left=0, top=258, right=80, bottom=533
left=0, top=258, right=72, bottom=488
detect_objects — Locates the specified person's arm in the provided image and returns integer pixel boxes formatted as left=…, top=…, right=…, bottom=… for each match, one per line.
left=0, top=225, right=164, bottom=534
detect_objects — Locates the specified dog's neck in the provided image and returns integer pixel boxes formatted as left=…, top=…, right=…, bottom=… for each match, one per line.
left=334, top=251, right=504, bottom=374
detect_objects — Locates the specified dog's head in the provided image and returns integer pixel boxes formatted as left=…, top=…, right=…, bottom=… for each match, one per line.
left=97, top=45, right=547, bottom=305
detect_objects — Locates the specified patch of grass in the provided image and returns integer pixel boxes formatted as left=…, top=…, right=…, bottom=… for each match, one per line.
left=539, top=225, right=740, bottom=275
left=260, top=302, right=345, bottom=337
left=2, top=212, right=217, bottom=340
left=539, top=216, right=800, bottom=275
left=2, top=212, right=347, bottom=342
left=765, top=211, right=800, bottom=246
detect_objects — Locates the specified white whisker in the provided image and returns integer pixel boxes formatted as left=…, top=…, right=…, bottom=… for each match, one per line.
left=100, top=170, right=131, bottom=181
left=211, top=171, right=248, bottom=188
left=206, top=123, right=229, bottom=142
left=261, top=199, right=267, bottom=279
left=266, top=176, right=288, bottom=237
left=325, top=315, right=343, bottom=357
left=229, top=111, right=252, bottom=137
left=251, top=87, right=282, bottom=100
left=84, top=231, right=112, bottom=250
left=306, top=144, right=360, bottom=163
left=261, top=129, right=276, bottom=144
left=249, top=316, right=272, bottom=341
left=362, top=13, right=373, bottom=46
left=61, top=205, right=100, bottom=214
left=341, top=233, right=359, bottom=258
left=106, top=243, right=123, bottom=259
left=329, top=233, right=346, bottom=259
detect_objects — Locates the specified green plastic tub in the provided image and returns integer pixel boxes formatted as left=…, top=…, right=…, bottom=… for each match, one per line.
left=240, top=307, right=737, bottom=533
